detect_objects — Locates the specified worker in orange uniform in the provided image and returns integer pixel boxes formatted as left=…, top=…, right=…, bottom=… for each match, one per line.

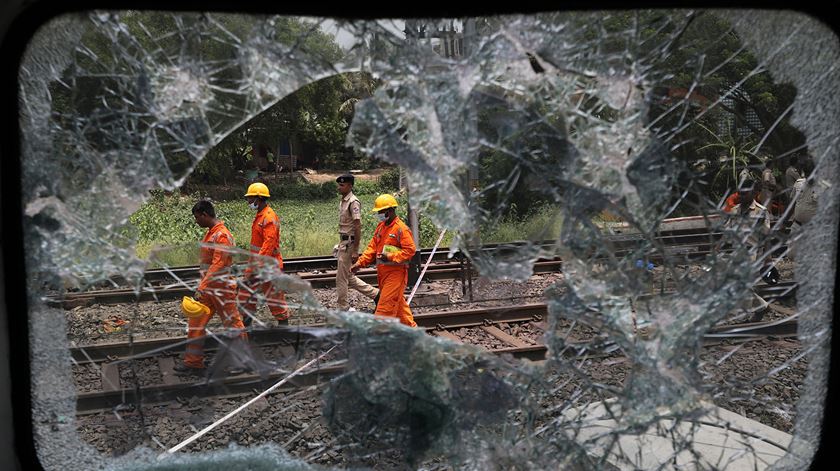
left=175, top=200, right=248, bottom=374
left=723, top=192, right=740, bottom=212
left=350, top=194, right=417, bottom=327
left=237, top=182, right=291, bottom=327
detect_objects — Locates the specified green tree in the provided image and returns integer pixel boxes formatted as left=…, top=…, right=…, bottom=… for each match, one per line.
left=627, top=11, right=805, bottom=205
left=48, top=12, right=353, bottom=186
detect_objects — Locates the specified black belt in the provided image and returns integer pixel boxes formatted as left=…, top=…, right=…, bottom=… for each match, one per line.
left=340, top=234, right=355, bottom=241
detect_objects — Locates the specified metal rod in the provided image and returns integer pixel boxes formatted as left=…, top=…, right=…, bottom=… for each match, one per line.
left=408, top=229, right=447, bottom=304
left=160, top=345, right=336, bottom=457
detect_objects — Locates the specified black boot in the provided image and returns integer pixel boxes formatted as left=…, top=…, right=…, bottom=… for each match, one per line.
left=373, top=292, right=380, bottom=310
left=761, top=265, right=780, bottom=285
left=276, top=318, right=289, bottom=326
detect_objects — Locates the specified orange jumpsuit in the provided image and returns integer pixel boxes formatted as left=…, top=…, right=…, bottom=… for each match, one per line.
left=356, top=216, right=417, bottom=327
left=185, top=222, right=247, bottom=369
left=237, top=205, right=290, bottom=322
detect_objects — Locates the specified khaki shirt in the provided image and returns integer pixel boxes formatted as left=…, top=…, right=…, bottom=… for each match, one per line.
left=785, top=166, right=801, bottom=190
left=728, top=199, right=771, bottom=249
left=339, top=192, right=362, bottom=233
left=339, top=192, right=362, bottom=252
left=793, top=177, right=823, bottom=224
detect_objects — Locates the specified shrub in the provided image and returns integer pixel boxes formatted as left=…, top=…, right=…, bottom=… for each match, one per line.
left=265, top=181, right=336, bottom=200
left=352, top=179, right=381, bottom=195
left=378, top=167, right=401, bottom=191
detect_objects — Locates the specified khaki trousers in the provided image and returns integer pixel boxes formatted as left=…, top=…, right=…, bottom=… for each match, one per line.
left=336, top=243, right=379, bottom=310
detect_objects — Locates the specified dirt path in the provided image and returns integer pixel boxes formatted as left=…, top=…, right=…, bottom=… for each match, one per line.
left=298, top=168, right=389, bottom=184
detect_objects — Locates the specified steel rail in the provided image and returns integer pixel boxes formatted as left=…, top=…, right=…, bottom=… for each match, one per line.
left=73, top=301, right=799, bottom=413
left=96, top=226, right=729, bottom=285
left=53, top=262, right=797, bottom=308
left=51, top=239, right=747, bottom=308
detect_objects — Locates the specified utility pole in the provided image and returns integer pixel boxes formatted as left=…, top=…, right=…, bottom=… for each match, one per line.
left=399, top=167, right=422, bottom=288
left=395, top=20, right=477, bottom=290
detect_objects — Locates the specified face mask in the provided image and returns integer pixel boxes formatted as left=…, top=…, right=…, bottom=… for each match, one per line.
left=248, top=201, right=259, bottom=210
left=377, top=212, right=388, bottom=222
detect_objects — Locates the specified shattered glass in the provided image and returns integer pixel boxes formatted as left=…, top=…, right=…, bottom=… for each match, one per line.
left=19, top=9, right=836, bottom=470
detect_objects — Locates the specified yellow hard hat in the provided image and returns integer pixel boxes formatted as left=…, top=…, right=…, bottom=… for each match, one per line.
left=181, top=296, right=211, bottom=318
left=372, top=194, right=398, bottom=212
left=245, top=182, right=270, bottom=198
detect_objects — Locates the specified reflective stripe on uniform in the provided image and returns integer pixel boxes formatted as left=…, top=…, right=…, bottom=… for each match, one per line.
left=207, top=229, right=234, bottom=245
left=378, top=227, right=408, bottom=265
left=250, top=244, right=280, bottom=255
left=377, top=259, right=410, bottom=266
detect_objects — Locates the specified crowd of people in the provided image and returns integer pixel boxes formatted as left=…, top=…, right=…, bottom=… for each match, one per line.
left=722, top=154, right=819, bottom=320
left=723, top=154, right=817, bottom=225
left=175, top=175, right=417, bottom=375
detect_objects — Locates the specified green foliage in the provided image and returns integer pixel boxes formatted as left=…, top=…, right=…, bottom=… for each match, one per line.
left=377, top=167, right=401, bottom=192
left=49, top=12, right=382, bottom=186
left=478, top=203, right=562, bottom=243
left=129, top=191, right=205, bottom=244
left=351, top=179, right=382, bottom=196
left=695, top=122, right=760, bottom=199
left=131, top=187, right=563, bottom=266
left=192, top=71, right=381, bottom=181
left=266, top=181, right=337, bottom=200
left=347, top=168, right=400, bottom=196
left=477, top=148, right=559, bottom=220
left=418, top=213, right=448, bottom=248
left=642, top=11, right=805, bottom=165
left=131, top=191, right=380, bottom=263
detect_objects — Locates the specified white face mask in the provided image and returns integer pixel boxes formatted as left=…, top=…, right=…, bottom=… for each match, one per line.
left=377, top=212, right=388, bottom=222
left=248, top=201, right=259, bottom=210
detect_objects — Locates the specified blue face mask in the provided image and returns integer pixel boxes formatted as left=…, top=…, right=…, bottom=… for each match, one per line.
left=377, top=212, right=388, bottom=222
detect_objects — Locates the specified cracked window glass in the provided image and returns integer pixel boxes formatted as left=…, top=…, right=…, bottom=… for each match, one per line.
left=19, top=9, right=836, bottom=470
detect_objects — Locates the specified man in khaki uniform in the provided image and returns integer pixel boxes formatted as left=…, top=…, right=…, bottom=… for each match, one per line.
left=336, top=174, right=380, bottom=311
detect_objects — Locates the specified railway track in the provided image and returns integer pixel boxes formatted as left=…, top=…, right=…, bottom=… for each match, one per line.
left=123, top=226, right=729, bottom=284
left=73, top=299, right=799, bottom=414
left=53, top=258, right=798, bottom=309
left=52, top=228, right=759, bottom=308
left=88, top=215, right=727, bottom=288
left=56, top=211, right=792, bottom=306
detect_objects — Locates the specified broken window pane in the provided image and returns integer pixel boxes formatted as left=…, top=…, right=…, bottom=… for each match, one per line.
left=19, top=9, right=836, bottom=470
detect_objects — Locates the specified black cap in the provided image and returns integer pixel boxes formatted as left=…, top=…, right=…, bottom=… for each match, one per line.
left=738, top=179, right=755, bottom=191
left=336, top=174, right=355, bottom=184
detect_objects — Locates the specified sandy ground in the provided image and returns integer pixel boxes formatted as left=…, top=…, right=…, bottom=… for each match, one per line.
left=298, top=168, right=390, bottom=184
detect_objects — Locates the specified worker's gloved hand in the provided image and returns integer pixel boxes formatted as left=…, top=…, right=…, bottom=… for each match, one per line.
left=377, top=253, right=389, bottom=263
left=350, top=264, right=360, bottom=274
left=193, top=290, right=203, bottom=301
left=351, top=253, right=359, bottom=264
left=762, top=265, right=780, bottom=285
